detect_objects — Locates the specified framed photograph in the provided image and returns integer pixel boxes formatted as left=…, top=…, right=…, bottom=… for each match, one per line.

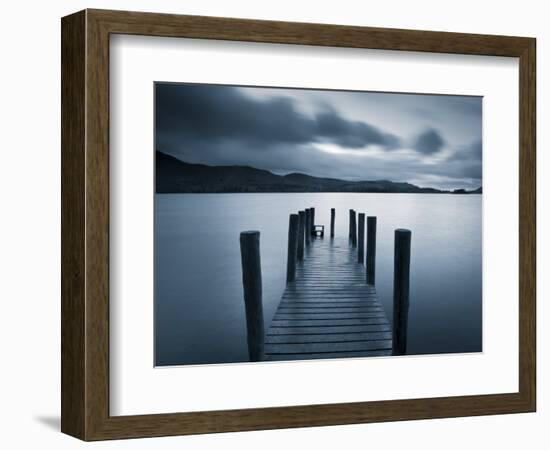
left=61, top=9, right=536, bottom=440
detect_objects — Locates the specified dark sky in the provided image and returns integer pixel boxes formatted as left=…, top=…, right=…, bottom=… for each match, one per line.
left=155, top=83, right=482, bottom=190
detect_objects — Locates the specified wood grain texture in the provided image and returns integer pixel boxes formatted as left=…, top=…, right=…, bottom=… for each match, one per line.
left=265, top=238, right=392, bottom=361
left=240, top=231, right=265, bottom=362
left=392, top=229, right=411, bottom=356
left=518, top=38, right=536, bottom=410
left=61, top=10, right=86, bottom=439
left=330, top=208, right=335, bottom=238
left=286, top=214, right=300, bottom=283
left=61, top=8, right=536, bottom=440
left=85, top=9, right=111, bottom=441
left=88, top=8, right=533, bottom=56
left=366, top=216, right=377, bottom=285
left=357, top=213, right=365, bottom=263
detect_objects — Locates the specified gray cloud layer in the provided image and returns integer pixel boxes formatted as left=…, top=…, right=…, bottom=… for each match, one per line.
left=156, top=84, right=401, bottom=151
left=155, top=83, right=482, bottom=190
left=412, top=129, right=445, bottom=155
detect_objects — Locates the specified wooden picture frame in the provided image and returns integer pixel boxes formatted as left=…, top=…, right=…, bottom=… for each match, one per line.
left=61, top=9, right=536, bottom=441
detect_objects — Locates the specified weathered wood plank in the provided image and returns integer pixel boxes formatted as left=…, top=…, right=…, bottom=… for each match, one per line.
left=280, top=301, right=382, bottom=306
left=287, top=283, right=376, bottom=288
left=267, top=324, right=391, bottom=334
left=284, top=290, right=378, bottom=294
left=290, top=284, right=370, bottom=288
left=282, top=298, right=379, bottom=303
left=278, top=307, right=383, bottom=313
left=272, top=318, right=388, bottom=326
left=293, top=277, right=367, bottom=280
left=285, top=283, right=376, bottom=295
left=283, top=297, right=378, bottom=300
left=266, top=332, right=392, bottom=344
left=284, top=287, right=377, bottom=292
left=282, top=295, right=379, bottom=300
left=274, top=312, right=386, bottom=320
left=265, top=349, right=392, bottom=361
left=285, top=292, right=377, bottom=297
left=283, top=291, right=378, bottom=295
left=265, top=340, right=392, bottom=354
left=265, top=235, right=392, bottom=359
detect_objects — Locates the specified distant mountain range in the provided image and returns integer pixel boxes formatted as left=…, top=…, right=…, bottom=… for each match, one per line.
left=156, top=151, right=482, bottom=194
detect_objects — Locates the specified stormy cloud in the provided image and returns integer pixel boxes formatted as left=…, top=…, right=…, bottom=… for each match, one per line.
left=156, top=84, right=401, bottom=152
left=155, top=83, right=482, bottom=190
left=412, top=129, right=445, bottom=155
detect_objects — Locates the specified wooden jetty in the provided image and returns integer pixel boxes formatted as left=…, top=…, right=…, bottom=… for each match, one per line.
left=239, top=209, right=411, bottom=362
left=264, top=236, right=392, bottom=361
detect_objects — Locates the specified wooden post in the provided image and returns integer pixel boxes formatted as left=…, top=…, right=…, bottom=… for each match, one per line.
left=349, top=209, right=353, bottom=239
left=357, top=213, right=365, bottom=263
left=286, top=214, right=300, bottom=283
left=239, top=231, right=264, bottom=362
left=310, top=207, right=316, bottom=235
left=305, top=209, right=311, bottom=245
left=392, top=229, right=411, bottom=356
left=297, top=210, right=305, bottom=260
left=366, top=216, right=377, bottom=285
left=330, top=208, right=335, bottom=238
left=351, top=210, right=357, bottom=247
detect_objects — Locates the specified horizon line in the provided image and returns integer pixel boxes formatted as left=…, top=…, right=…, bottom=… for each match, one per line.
left=156, top=149, right=482, bottom=192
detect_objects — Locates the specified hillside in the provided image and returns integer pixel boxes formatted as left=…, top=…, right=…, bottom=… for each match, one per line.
left=156, top=151, right=479, bottom=194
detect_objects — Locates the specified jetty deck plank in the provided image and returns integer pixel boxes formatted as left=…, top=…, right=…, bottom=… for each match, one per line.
left=265, top=237, right=392, bottom=361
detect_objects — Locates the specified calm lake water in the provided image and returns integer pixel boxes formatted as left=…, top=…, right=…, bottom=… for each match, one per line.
left=155, top=193, right=482, bottom=366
